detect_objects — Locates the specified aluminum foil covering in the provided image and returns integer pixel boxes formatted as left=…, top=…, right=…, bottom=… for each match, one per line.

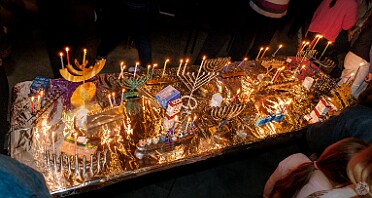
left=9, top=58, right=342, bottom=196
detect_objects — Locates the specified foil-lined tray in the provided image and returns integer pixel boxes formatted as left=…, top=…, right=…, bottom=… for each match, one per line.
left=9, top=58, right=342, bottom=196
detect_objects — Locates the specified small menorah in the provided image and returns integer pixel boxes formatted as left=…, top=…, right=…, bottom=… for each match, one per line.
left=177, top=57, right=219, bottom=111
left=202, top=57, right=231, bottom=72
left=210, top=104, right=246, bottom=121
left=118, top=75, right=150, bottom=98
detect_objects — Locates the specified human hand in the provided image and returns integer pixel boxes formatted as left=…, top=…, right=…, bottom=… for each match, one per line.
left=365, top=73, right=372, bottom=83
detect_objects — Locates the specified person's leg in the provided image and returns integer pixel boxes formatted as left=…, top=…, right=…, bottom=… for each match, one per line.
left=351, top=61, right=370, bottom=98
left=0, top=59, right=9, bottom=153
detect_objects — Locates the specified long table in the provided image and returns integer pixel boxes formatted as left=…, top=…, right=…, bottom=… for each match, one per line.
left=9, top=58, right=344, bottom=197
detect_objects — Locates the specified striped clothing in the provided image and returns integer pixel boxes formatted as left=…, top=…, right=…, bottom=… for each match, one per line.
left=249, top=0, right=289, bottom=18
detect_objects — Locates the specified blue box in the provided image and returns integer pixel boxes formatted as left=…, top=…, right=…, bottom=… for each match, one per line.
left=155, top=85, right=181, bottom=108
left=30, top=76, right=51, bottom=95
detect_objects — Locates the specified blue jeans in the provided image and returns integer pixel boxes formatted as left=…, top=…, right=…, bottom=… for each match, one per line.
left=306, top=105, right=372, bottom=154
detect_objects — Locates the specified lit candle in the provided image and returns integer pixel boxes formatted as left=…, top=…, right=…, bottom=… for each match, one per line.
left=320, top=41, right=332, bottom=59
left=147, top=65, right=151, bottom=77
left=238, top=57, right=248, bottom=67
left=311, top=35, right=323, bottom=50
left=52, top=131, right=55, bottom=154
left=260, top=47, right=269, bottom=59
left=191, top=115, right=197, bottom=129
left=182, top=59, right=189, bottom=75
left=37, top=94, right=41, bottom=111
left=231, top=88, right=241, bottom=103
left=162, top=58, right=170, bottom=78
left=185, top=117, right=191, bottom=132
left=151, top=63, right=157, bottom=78
left=65, top=47, right=70, bottom=66
left=134, top=62, right=139, bottom=78
left=170, top=115, right=178, bottom=135
left=30, top=96, right=35, bottom=113
left=272, top=44, right=283, bottom=57
left=59, top=52, right=64, bottom=68
left=177, top=59, right=183, bottom=76
left=298, top=41, right=305, bottom=53
left=118, top=62, right=125, bottom=79
left=112, top=92, right=116, bottom=106
left=198, top=56, right=206, bottom=76
left=300, top=42, right=309, bottom=54
left=120, top=88, right=125, bottom=104
left=39, top=90, right=44, bottom=108
left=74, top=133, right=78, bottom=155
left=108, top=94, right=113, bottom=107
left=299, top=64, right=306, bottom=74
left=256, top=47, right=264, bottom=60
left=241, top=94, right=247, bottom=104
left=82, top=48, right=87, bottom=64
left=271, top=66, right=285, bottom=83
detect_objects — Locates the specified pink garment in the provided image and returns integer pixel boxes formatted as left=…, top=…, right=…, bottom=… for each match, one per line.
left=307, top=0, right=358, bottom=42
left=263, top=153, right=333, bottom=198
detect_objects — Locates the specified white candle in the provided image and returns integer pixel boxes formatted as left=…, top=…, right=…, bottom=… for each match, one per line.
left=147, top=65, right=151, bottom=77
left=162, top=59, right=170, bottom=78
left=30, top=96, right=35, bottom=113
left=59, top=52, right=64, bottom=68
left=119, top=61, right=125, bottom=79
left=177, top=59, right=183, bottom=76
left=120, top=88, right=125, bottom=104
left=151, top=63, right=157, bottom=78
left=256, top=47, right=264, bottom=60
left=134, top=62, right=139, bottom=78
left=112, top=92, right=116, bottom=106
left=198, top=56, right=206, bottom=76
left=108, top=94, right=113, bottom=107
left=74, top=133, right=78, bottom=155
left=182, top=59, right=189, bottom=75
left=185, top=117, right=191, bottom=132
left=191, top=115, right=197, bottom=129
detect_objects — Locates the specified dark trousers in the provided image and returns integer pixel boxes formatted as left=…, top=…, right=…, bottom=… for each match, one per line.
left=0, top=61, right=9, bottom=153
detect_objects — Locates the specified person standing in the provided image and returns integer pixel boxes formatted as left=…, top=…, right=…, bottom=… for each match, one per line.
left=96, top=0, right=159, bottom=70
left=227, top=0, right=290, bottom=61
left=340, top=14, right=372, bottom=98
left=305, top=0, right=359, bottom=70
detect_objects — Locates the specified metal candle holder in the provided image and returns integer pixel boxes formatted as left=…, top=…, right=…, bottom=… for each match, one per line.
left=177, top=59, right=219, bottom=112
left=202, top=57, right=231, bottom=72
left=118, top=75, right=150, bottom=98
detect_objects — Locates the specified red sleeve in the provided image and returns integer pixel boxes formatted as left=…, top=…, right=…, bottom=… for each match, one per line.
left=342, top=2, right=358, bottom=30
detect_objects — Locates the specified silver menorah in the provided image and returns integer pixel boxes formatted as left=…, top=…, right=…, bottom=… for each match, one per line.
left=202, top=57, right=231, bottom=72
left=210, top=104, right=245, bottom=121
left=45, top=150, right=107, bottom=181
left=177, top=58, right=219, bottom=112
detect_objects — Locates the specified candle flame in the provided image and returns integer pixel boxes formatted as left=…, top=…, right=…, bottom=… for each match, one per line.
left=59, top=52, right=63, bottom=57
left=166, top=59, right=170, bottom=62
left=83, top=48, right=87, bottom=53
left=265, top=47, right=269, bottom=51
left=153, top=63, right=158, bottom=67
left=175, top=115, right=178, bottom=121
left=31, top=96, right=34, bottom=101
left=112, top=92, right=115, bottom=97
left=328, top=41, right=332, bottom=44
left=148, top=65, right=151, bottom=69
left=237, top=88, right=241, bottom=94
left=243, top=57, right=248, bottom=61
left=193, top=114, right=197, bottom=120
left=260, top=47, right=264, bottom=50
left=202, top=56, right=206, bottom=60
left=188, top=117, right=192, bottom=122
left=120, top=61, right=124, bottom=66
left=65, top=47, right=69, bottom=52
left=279, top=44, right=283, bottom=48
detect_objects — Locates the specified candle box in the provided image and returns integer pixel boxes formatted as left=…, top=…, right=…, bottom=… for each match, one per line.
left=315, top=98, right=331, bottom=116
left=30, top=76, right=51, bottom=95
left=155, top=85, right=180, bottom=108
left=164, top=116, right=176, bottom=131
left=166, top=98, right=182, bottom=118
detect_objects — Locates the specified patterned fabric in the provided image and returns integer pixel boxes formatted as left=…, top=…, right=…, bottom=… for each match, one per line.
left=249, top=0, right=289, bottom=18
